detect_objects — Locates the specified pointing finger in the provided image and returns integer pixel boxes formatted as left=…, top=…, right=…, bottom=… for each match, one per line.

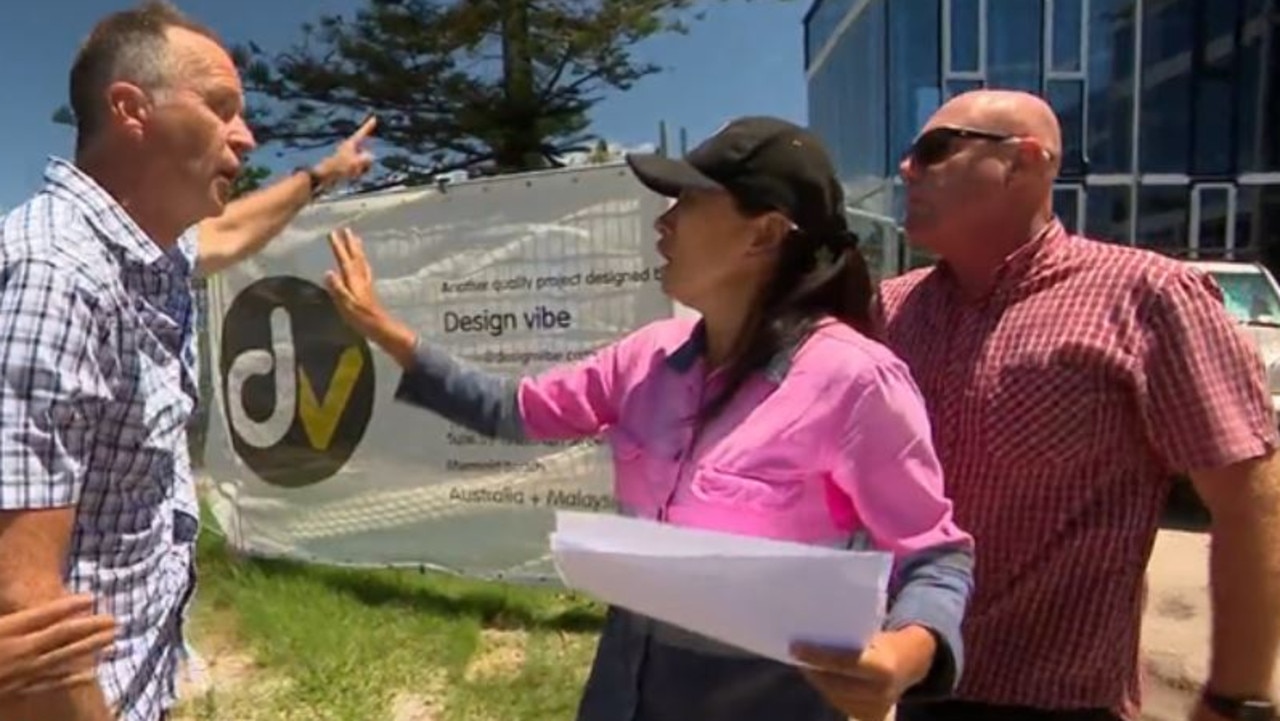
left=349, top=116, right=377, bottom=144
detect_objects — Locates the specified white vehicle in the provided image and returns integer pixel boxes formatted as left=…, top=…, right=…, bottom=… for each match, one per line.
left=1186, top=260, right=1280, bottom=420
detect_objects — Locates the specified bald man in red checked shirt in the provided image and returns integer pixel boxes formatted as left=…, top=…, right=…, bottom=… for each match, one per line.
left=884, top=89, right=1280, bottom=721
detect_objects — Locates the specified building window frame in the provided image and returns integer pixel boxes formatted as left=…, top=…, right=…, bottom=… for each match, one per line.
left=1046, top=78, right=1089, bottom=176
left=1241, top=173, right=1280, bottom=186
left=1085, top=173, right=1137, bottom=244
left=1044, top=0, right=1089, bottom=167
left=1043, top=0, right=1088, bottom=83
left=1130, top=0, right=1146, bottom=184
left=1136, top=180, right=1194, bottom=253
left=848, top=177, right=903, bottom=279
left=1235, top=182, right=1280, bottom=259
left=1240, top=7, right=1275, bottom=174
left=1045, top=0, right=1089, bottom=76
left=1054, top=183, right=1087, bottom=232
left=942, top=0, right=987, bottom=95
left=1141, top=173, right=1191, bottom=184
left=1136, top=174, right=1191, bottom=252
left=805, top=0, right=878, bottom=79
left=1190, top=182, right=1240, bottom=253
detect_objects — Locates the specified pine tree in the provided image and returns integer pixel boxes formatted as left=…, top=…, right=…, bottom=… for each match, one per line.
left=236, top=0, right=780, bottom=186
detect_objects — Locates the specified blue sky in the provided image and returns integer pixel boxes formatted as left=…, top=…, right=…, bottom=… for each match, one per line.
left=0, top=0, right=809, bottom=209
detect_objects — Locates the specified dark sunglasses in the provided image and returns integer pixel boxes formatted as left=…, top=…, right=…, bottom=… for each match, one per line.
left=902, top=126, right=1015, bottom=168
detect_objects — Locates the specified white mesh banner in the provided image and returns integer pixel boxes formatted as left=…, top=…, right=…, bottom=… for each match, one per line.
left=202, top=162, right=675, bottom=581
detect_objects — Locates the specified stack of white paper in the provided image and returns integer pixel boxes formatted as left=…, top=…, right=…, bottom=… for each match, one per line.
left=550, top=511, right=893, bottom=665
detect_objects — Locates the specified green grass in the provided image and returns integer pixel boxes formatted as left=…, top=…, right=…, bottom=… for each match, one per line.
left=176, top=508, right=605, bottom=721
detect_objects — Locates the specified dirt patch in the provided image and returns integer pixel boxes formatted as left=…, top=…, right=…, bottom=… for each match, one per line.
left=547, top=630, right=597, bottom=686
left=176, top=612, right=261, bottom=698
left=389, top=668, right=448, bottom=721
left=179, top=649, right=258, bottom=699
left=172, top=658, right=294, bottom=721
left=550, top=630, right=595, bottom=658
left=390, top=692, right=442, bottom=721
left=463, top=629, right=528, bottom=683
left=169, top=613, right=294, bottom=721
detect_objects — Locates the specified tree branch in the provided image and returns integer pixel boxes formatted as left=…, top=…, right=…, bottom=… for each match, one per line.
left=236, top=0, right=734, bottom=185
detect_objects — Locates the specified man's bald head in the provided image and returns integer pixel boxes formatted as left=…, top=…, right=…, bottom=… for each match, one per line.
left=899, top=89, right=1065, bottom=265
left=928, top=89, right=1063, bottom=177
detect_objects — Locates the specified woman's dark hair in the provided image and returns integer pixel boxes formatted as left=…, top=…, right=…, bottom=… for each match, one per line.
left=698, top=197, right=882, bottom=422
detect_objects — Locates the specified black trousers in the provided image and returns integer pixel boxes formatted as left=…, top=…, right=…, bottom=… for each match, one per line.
left=896, top=700, right=1123, bottom=721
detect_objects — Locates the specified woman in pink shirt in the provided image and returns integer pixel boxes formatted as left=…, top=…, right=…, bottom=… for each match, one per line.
left=325, top=116, right=973, bottom=721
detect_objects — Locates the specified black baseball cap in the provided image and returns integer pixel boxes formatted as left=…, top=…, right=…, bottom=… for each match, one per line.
left=625, top=116, right=847, bottom=235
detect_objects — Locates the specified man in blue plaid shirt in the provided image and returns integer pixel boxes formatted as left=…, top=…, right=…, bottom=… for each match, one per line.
left=0, top=2, right=376, bottom=720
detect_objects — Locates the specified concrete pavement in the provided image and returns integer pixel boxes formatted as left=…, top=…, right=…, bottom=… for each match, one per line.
left=1140, top=529, right=1280, bottom=720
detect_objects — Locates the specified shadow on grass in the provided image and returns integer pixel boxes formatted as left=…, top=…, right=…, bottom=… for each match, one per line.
left=201, top=536, right=604, bottom=635
left=318, top=567, right=605, bottom=634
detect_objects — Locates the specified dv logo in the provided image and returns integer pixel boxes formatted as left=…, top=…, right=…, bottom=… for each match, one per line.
left=220, top=276, right=376, bottom=488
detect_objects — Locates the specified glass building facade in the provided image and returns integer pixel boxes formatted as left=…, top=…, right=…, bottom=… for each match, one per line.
left=804, top=0, right=1280, bottom=278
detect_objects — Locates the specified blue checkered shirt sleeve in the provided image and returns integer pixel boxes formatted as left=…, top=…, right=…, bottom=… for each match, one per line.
left=0, top=259, right=110, bottom=509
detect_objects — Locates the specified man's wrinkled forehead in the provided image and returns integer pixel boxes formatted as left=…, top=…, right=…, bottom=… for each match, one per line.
left=165, top=26, right=241, bottom=90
